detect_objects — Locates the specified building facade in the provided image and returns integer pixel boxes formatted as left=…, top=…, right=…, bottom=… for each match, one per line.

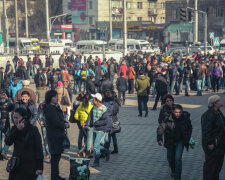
left=59, top=0, right=168, bottom=44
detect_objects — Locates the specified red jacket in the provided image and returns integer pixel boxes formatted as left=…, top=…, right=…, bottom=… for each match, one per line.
left=119, top=64, right=127, bottom=78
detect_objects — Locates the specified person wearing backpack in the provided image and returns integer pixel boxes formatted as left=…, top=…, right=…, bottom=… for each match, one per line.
left=8, top=77, right=23, bottom=101
left=73, top=68, right=81, bottom=94
left=80, top=65, right=89, bottom=92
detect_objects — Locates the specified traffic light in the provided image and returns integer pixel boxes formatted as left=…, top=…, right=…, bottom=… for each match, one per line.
left=66, top=15, right=72, bottom=24
left=188, top=10, right=193, bottom=22
left=180, top=8, right=187, bottom=21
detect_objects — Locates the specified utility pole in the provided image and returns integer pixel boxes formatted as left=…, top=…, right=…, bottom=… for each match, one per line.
left=45, top=0, right=50, bottom=41
left=204, top=13, right=207, bottom=55
left=25, top=0, right=29, bottom=38
left=194, top=0, right=198, bottom=44
left=109, top=0, right=112, bottom=40
left=3, top=0, right=9, bottom=52
left=15, top=0, right=19, bottom=52
left=123, top=0, right=127, bottom=56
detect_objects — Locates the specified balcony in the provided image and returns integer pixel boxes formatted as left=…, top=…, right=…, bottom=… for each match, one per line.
left=148, top=9, right=157, bottom=16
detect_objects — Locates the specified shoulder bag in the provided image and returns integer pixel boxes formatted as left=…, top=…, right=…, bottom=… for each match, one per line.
left=61, top=88, right=70, bottom=106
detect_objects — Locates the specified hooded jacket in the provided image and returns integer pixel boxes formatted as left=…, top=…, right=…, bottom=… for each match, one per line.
left=135, top=75, right=150, bottom=96
left=74, top=102, right=93, bottom=126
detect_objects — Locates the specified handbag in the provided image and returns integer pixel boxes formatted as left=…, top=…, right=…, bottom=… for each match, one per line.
left=36, top=175, right=45, bottom=180
left=6, top=130, right=30, bottom=172
left=63, top=128, right=70, bottom=151
left=62, top=88, right=70, bottom=106
left=110, top=121, right=121, bottom=135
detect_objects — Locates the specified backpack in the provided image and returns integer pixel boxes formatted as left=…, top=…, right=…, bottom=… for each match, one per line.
left=9, top=79, right=23, bottom=100
left=80, top=70, right=87, bottom=80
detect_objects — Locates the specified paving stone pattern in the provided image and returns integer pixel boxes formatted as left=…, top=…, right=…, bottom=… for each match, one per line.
left=1, top=92, right=225, bottom=180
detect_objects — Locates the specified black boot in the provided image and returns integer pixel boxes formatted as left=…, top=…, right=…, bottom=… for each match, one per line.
left=111, top=145, right=118, bottom=154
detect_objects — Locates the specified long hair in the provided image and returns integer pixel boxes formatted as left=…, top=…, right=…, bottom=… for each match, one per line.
left=45, top=90, right=57, bottom=104
left=82, top=94, right=91, bottom=108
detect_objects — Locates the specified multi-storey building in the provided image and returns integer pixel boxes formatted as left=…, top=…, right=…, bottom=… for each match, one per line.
left=60, top=0, right=168, bottom=43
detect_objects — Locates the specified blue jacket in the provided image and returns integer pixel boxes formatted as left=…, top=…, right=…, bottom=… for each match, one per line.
left=8, top=79, right=23, bottom=100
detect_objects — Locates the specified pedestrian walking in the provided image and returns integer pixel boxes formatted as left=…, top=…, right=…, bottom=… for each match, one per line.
left=201, top=95, right=225, bottom=180
left=127, top=65, right=136, bottom=94
left=135, top=71, right=150, bottom=117
left=157, top=104, right=192, bottom=180
left=116, top=72, right=127, bottom=105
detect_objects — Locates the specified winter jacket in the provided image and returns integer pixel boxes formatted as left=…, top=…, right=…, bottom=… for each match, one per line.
left=26, top=61, right=33, bottom=71
left=5, top=124, right=43, bottom=180
left=0, top=97, right=13, bottom=130
left=158, top=104, right=173, bottom=124
left=59, top=57, right=66, bottom=67
left=8, top=79, right=23, bottom=100
left=90, top=105, right=109, bottom=132
left=50, top=73, right=61, bottom=88
left=119, top=64, right=127, bottom=78
left=155, top=75, right=168, bottom=94
left=16, top=66, right=27, bottom=80
left=135, top=75, right=150, bottom=96
left=86, top=79, right=96, bottom=94
left=34, top=73, right=46, bottom=88
left=213, top=66, right=221, bottom=77
left=183, top=67, right=191, bottom=81
left=103, top=98, right=114, bottom=132
left=14, top=87, right=36, bottom=104
left=14, top=100, right=38, bottom=125
left=128, top=66, right=136, bottom=80
left=44, top=103, right=65, bottom=154
left=116, top=77, right=127, bottom=92
left=56, top=87, right=71, bottom=112
left=201, top=109, right=225, bottom=156
left=100, top=79, right=114, bottom=93
left=75, top=102, right=93, bottom=126
left=194, top=68, right=202, bottom=80
left=5, top=64, right=13, bottom=76
left=45, top=58, right=54, bottom=67
left=157, top=111, right=192, bottom=150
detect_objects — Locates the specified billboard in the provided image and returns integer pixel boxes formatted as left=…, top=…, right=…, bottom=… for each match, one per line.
left=71, top=0, right=87, bottom=24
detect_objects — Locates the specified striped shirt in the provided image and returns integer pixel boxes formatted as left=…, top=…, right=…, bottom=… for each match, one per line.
left=93, top=104, right=107, bottom=123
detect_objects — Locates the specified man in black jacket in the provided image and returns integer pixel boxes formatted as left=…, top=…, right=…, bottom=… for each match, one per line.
left=152, top=72, right=168, bottom=110
left=86, top=76, right=96, bottom=95
left=201, top=95, right=225, bottom=180
left=116, top=72, right=127, bottom=105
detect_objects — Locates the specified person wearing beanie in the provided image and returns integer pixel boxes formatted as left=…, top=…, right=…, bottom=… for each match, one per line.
left=201, top=95, right=225, bottom=180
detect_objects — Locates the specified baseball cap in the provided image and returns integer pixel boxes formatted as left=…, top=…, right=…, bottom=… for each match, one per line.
left=91, top=93, right=102, bottom=102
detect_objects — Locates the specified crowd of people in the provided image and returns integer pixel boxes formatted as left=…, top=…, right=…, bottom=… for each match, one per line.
left=0, top=50, right=224, bottom=180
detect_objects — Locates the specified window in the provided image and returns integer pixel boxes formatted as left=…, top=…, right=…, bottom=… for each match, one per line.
left=149, top=2, right=155, bottom=9
left=89, top=1, right=93, bottom=9
left=126, top=2, right=131, bottom=9
left=89, top=16, right=93, bottom=25
left=137, top=2, right=142, bottom=9
left=214, top=8, right=224, bottom=17
left=161, top=2, right=165, bottom=9
left=68, top=2, right=71, bottom=10
left=137, top=17, right=142, bottom=21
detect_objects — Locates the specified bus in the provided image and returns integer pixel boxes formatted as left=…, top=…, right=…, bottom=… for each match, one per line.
left=9, top=38, right=36, bottom=51
left=75, top=40, right=107, bottom=54
left=39, top=40, right=64, bottom=54
left=30, top=38, right=40, bottom=50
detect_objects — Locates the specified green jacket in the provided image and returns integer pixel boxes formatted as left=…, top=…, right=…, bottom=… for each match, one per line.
left=135, top=75, right=150, bottom=96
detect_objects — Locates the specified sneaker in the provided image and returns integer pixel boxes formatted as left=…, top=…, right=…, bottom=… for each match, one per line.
left=1, top=153, right=8, bottom=160
left=138, top=114, right=142, bottom=117
left=145, top=111, right=148, bottom=117
left=105, top=151, right=110, bottom=161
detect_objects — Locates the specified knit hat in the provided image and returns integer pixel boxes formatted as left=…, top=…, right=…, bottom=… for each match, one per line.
left=57, top=81, right=63, bottom=87
left=208, top=95, right=220, bottom=105
left=22, top=80, right=30, bottom=86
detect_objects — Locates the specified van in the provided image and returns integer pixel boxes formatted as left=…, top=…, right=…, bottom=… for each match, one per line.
left=76, top=40, right=107, bottom=54
left=9, top=38, right=35, bottom=51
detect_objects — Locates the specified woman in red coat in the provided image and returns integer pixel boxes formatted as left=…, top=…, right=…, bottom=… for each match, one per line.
left=119, top=60, right=127, bottom=79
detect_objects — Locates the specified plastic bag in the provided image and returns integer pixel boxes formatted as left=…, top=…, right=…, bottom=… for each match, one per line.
left=36, top=175, right=45, bottom=180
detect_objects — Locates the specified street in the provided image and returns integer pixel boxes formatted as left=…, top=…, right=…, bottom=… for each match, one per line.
left=1, top=90, right=225, bottom=180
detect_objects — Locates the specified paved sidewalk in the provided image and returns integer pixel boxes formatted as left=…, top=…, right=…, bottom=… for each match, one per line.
left=0, top=92, right=225, bottom=180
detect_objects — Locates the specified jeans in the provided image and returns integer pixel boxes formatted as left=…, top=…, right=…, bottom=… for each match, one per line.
left=185, top=80, right=190, bottom=95
left=41, top=126, right=50, bottom=156
left=110, top=76, right=114, bottom=83
left=74, top=79, right=81, bottom=94
left=80, top=79, right=86, bottom=92
left=93, top=131, right=109, bottom=164
left=118, top=91, right=126, bottom=101
left=206, top=76, right=212, bottom=89
left=86, top=127, right=93, bottom=151
left=51, top=153, right=61, bottom=180
left=196, top=80, right=202, bottom=95
left=109, top=133, right=118, bottom=147
left=26, top=69, right=34, bottom=79
left=177, top=77, right=183, bottom=93
left=167, top=141, right=184, bottom=180
left=203, top=154, right=224, bottom=180
left=170, top=80, right=176, bottom=94
left=151, top=82, right=156, bottom=95
left=0, top=129, right=9, bottom=154
left=78, top=126, right=87, bottom=150
left=202, top=76, right=206, bottom=89
left=128, top=79, right=135, bottom=93
left=137, top=96, right=148, bottom=115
